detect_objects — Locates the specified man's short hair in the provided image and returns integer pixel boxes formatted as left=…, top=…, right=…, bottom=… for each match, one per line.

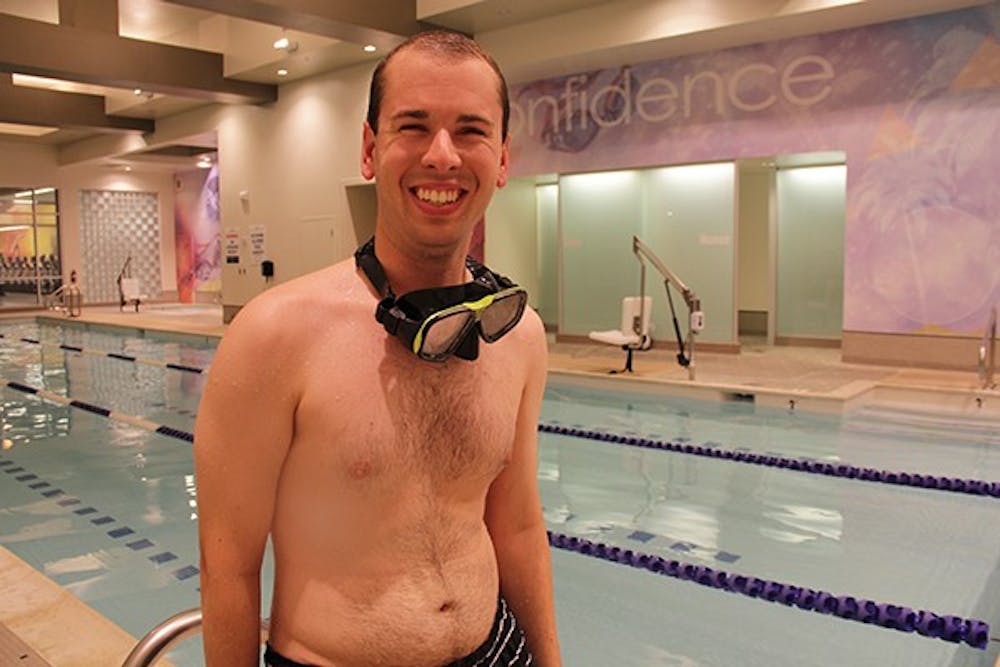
left=366, top=29, right=510, bottom=141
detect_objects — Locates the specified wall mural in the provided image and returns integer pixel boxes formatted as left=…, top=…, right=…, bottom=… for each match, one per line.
left=508, top=3, right=1000, bottom=336
left=174, top=165, right=221, bottom=303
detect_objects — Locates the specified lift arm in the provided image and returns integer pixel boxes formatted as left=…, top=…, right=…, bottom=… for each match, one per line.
left=632, top=236, right=704, bottom=379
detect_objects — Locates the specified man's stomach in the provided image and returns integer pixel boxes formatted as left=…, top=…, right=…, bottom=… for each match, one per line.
left=266, top=522, right=499, bottom=666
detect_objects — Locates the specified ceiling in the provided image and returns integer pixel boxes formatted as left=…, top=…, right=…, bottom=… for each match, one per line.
left=0, top=0, right=993, bottom=172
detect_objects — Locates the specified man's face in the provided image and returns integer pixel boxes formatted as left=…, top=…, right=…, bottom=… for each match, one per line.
left=361, top=48, right=509, bottom=255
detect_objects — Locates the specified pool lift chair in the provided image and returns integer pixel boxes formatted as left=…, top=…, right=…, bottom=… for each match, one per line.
left=117, top=256, right=146, bottom=312
left=588, top=235, right=704, bottom=380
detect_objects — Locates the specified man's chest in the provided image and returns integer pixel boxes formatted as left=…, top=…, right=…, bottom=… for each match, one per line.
left=293, top=343, right=523, bottom=483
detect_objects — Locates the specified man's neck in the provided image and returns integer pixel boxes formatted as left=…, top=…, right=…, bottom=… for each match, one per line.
left=372, top=230, right=471, bottom=294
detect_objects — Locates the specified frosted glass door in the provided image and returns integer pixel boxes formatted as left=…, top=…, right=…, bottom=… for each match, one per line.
left=642, top=163, right=736, bottom=344
left=776, top=166, right=845, bottom=340
left=559, top=171, right=642, bottom=336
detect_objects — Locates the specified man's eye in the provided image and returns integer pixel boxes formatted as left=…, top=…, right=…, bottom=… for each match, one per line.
left=398, top=124, right=427, bottom=133
left=458, top=127, right=487, bottom=136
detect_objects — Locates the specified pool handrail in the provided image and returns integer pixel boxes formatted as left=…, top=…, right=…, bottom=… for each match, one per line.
left=120, top=608, right=269, bottom=667
left=979, top=305, right=996, bottom=390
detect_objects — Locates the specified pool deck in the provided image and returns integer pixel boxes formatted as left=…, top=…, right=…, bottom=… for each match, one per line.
left=1, top=302, right=998, bottom=665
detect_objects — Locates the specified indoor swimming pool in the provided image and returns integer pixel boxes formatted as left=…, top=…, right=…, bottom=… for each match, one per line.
left=0, top=319, right=997, bottom=666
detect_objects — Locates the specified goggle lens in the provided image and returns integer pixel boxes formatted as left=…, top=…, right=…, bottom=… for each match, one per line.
left=479, top=290, right=528, bottom=342
left=418, top=310, right=476, bottom=360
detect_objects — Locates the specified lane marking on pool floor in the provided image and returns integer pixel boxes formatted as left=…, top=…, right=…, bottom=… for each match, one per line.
left=0, top=335, right=207, bottom=374
left=539, top=423, right=1000, bottom=499
left=0, top=456, right=199, bottom=585
left=547, top=530, right=993, bottom=650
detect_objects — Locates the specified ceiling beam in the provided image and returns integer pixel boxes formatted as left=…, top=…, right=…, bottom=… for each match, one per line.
left=0, top=13, right=277, bottom=105
left=0, top=77, right=154, bottom=133
left=58, top=0, right=119, bottom=33
left=161, top=0, right=424, bottom=51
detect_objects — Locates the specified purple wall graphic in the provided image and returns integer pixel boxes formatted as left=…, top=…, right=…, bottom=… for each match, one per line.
left=174, top=166, right=221, bottom=303
left=509, top=4, right=1000, bottom=336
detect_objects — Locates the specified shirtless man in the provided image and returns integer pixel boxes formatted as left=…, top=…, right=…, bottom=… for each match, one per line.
left=194, top=29, right=561, bottom=666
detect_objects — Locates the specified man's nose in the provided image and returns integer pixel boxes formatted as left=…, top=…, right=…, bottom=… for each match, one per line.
left=422, top=129, right=461, bottom=171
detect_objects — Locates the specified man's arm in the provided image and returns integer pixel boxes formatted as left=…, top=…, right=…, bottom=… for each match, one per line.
left=194, top=297, right=299, bottom=666
left=484, top=310, right=561, bottom=666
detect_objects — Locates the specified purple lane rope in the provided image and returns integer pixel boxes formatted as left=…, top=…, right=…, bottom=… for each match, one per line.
left=539, top=423, right=1000, bottom=499
left=547, top=530, right=990, bottom=649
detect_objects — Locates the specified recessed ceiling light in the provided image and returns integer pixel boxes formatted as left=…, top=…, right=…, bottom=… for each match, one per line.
left=124, top=166, right=132, bottom=172
left=364, top=44, right=376, bottom=53
left=133, top=88, right=143, bottom=95
left=196, top=157, right=212, bottom=169
left=273, top=36, right=290, bottom=50
left=277, top=69, right=288, bottom=77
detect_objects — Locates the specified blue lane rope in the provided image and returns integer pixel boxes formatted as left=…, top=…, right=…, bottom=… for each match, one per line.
left=0, top=334, right=207, bottom=374
left=547, top=530, right=991, bottom=650
left=539, top=423, right=1000, bottom=499
left=2, top=379, right=194, bottom=445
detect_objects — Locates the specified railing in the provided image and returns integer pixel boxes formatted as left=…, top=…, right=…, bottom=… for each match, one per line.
left=979, top=306, right=997, bottom=390
left=43, top=282, right=82, bottom=317
left=121, top=608, right=269, bottom=667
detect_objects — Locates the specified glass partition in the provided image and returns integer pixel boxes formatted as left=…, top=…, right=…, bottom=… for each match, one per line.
left=558, top=171, right=642, bottom=336
left=557, top=164, right=736, bottom=343
left=0, top=187, right=62, bottom=308
left=776, top=166, right=845, bottom=340
left=641, top=163, right=735, bottom=343
left=535, top=184, right=559, bottom=328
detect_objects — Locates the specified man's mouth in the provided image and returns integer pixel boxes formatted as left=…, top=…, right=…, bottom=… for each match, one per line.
left=413, top=187, right=463, bottom=206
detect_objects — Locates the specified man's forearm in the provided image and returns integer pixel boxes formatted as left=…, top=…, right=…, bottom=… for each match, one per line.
left=495, top=522, right=562, bottom=667
left=201, top=572, right=263, bottom=666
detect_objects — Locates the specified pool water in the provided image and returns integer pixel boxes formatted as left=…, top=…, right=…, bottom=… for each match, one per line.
left=0, top=320, right=997, bottom=666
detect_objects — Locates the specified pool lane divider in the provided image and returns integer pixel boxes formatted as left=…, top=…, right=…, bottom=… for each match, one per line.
left=0, top=334, right=207, bottom=374
left=539, top=423, right=1000, bottom=499
left=546, top=530, right=991, bottom=650
left=2, top=378, right=195, bottom=444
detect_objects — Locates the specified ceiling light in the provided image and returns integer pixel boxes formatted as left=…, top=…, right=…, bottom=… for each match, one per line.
left=277, top=69, right=288, bottom=77
left=273, top=36, right=298, bottom=52
left=124, top=166, right=132, bottom=172
left=134, top=88, right=143, bottom=95
left=364, top=44, right=376, bottom=53
left=197, top=157, right=212, bottom=169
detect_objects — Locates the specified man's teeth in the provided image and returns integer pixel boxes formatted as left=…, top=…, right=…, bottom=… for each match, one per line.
left=415, top=188, right=460, bottom=205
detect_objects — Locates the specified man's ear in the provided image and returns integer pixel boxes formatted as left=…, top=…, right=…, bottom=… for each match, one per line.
left=496, top=136, right=510, bottom=188
left=361, top=122, right=376, bottom=181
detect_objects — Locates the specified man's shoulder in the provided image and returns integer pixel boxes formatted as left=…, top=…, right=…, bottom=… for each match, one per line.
left=226, top=259, right=366, bottom=339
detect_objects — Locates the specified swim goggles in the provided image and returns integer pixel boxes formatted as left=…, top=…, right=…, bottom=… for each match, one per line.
left=354, top=238, right=528, bottom=362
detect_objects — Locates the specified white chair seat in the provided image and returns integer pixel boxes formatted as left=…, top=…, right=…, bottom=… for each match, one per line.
left=587, top=296, right=654, bottom=373
left=588, top=329, right=642, bottom=347
left=119, top=277, right=147, bottom=311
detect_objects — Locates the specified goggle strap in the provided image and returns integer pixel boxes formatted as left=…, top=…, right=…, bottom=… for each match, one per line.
left=354, top=237, right=393, bottom=298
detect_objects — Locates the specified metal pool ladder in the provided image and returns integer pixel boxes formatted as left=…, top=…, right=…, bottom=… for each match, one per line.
left=121, top=608, right=269, bottom=666
left=980, top=305, right=997, bottom=390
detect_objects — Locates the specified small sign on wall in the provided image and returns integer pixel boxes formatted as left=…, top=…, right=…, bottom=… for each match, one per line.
left=249, top=225, right=266, bottom=263
left=224, top=227, right=241, bottom=264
